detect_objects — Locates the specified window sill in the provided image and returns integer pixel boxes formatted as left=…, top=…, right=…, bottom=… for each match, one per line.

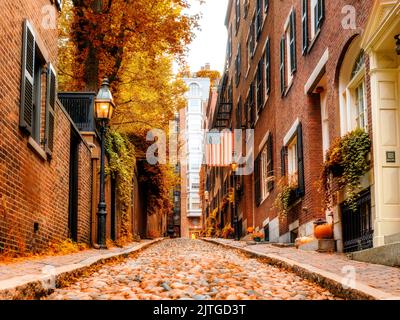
left=28, top=136, right=47, bottom=161
left=259, top=192, right=271, bottom=206
left=283, top=79, right=294, bottom=97
left=306, top=29, right=322, bottom=54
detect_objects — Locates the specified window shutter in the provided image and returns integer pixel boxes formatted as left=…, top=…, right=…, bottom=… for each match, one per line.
left=235, top=0, right=240, bottom=33
left=289, top=10, right=297, bottom=74
left=20, top=20, right=35, bottom=134
left=317, top=0, right=325, bottom=29
left=297, top=122, right=305, bottom=197
left=280, top=36, right=285, bottom=96
left=265, top=38, right=271, bottom=95
left=302, top=0, right=308, bottom=55
left=267, top=134, right=274, bottom=191
left=45, top=63, right=57, bottom=156
left=280, top=146, right=286, bottom=176
left=254, top=155, right=261, bottom=206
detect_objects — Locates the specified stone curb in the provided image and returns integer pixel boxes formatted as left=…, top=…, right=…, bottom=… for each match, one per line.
left=202, top=238, right=400, bottom=301
left=0, top=238, right=163, bottom=300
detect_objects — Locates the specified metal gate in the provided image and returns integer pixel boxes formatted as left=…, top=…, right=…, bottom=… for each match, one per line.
left=341, top=189, right=373, bottom=253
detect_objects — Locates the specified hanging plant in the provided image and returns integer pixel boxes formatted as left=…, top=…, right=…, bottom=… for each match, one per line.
left=322, top=128, right=371, bottom=212
left=274, top=177, right=297, bottom=219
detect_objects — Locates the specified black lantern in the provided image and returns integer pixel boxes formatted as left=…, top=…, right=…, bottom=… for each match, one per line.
left=94, top=78, right=114, bottom=249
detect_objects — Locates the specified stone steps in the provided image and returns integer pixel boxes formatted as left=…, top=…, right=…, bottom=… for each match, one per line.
left=349, top=241, right=400, bottom=267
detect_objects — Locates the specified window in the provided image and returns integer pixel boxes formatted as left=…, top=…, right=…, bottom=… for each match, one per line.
left=260, top=134, right=274, bottom=201
left=339, top=38, right=368, bottom=135
left=235, top=44, right=241, bottom=85
left=255, top=0, right=263, bottom=39
left=265, top=38, right=271, bottom=96
left=55, top=0, right=63, bottom=11
left=236, top=97, right=242, bottom=129
left=189, top=83, right=201, bottom=97
left=282, top=122, right=305, bottom=196
left=227, top=25, right=233, bottom=63
left=302, top=0, right=325, bottom=54
left=188, top=99, right=201, bottom=113
left=249, top=15, right=256, bottom=57
left=256, top=58, right=264, bottom=112
left=264, top=0, right=269, bottom=13
left=280, top=10, right=296, bottom=96
left=287, top=138, right=298, bottom=187
left=235, top=0, right=241, bottom=34
left=248, top=81, right=256, bottom=127
left=20, top=20, right=56, bottom=156
left=244, top=0, right=249, bottom=18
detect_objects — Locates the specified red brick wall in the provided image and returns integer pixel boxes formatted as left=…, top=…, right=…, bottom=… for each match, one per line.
left=0, top=0, right=93, bottom=252
left=221, top=0, right=375, bottom=239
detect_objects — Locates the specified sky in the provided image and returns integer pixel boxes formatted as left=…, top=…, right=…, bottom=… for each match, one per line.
left=178, top=0, right=229, bottom=74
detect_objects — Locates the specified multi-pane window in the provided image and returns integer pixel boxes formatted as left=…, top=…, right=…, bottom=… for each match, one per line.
left=260, top=134, right=274, bottom=201
left=235, top=44, right=241, bottom=85
left=355, top=82, right=367, bottom=130
left=235, top=0, right=241, bottom=33
left=280, top=10, right=296, bottom=96
left=302, top=0, right=325, bottom=54
left=255, top=0, right=263, bottom=39
left=189, top=83, right=201, bottom=97
left=265, top=38, right=271, bottom=96
left=256, top=58, right=264, bottom=112
left=282, top=123, right=305, bottom=197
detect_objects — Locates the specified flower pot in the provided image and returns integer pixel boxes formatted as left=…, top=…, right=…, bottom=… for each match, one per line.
left=253, top=237, right=261, bottom=242
left=314, top=223, right=333, bottom=239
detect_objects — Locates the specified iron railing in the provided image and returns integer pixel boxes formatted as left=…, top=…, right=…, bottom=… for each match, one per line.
left=341, top=189, right=373, bottom=253
left=58, top=92, right=97, bottom=132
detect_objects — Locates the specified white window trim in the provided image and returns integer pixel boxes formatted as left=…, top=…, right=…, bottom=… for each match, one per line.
left=283, top=118, right=300, bottom=146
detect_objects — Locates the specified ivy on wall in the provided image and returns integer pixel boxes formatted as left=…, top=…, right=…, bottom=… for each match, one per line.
left=322, top=128, right=371, bottom=212
left=105, top=130, right=136, bottom=239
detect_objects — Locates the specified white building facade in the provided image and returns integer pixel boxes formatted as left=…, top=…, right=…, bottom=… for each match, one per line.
left=180, top=78, right=210, bottom=238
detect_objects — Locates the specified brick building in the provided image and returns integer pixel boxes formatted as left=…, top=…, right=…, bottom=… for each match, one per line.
left=205, top=0, right=400, bottom=253
left=0, top=0, right=93, bottom=252
left=0, top=0, right=146, bottom=253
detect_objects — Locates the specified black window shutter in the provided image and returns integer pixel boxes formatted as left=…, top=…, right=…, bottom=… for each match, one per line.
left=280, top=146, right=286, bottom=176
left=317, top=0, right=325, bottom=29
left=254, top=155, right=261, bottom=206
left=297, top=122, right=305, bottom=197
left=280, top=36, right=285, bottom=96
left=302, top=0, right=308, bottom=55
left=267, top=134, right=274, bottom=191
left=289, top=10, right=297, bottom=74
left=45, top=63, right=57, bottom=156
left=55, top=0, right=63, bottom=11
left=20, top=20, right=35, bottom=134
left=265, top=38, right=271, bottom=95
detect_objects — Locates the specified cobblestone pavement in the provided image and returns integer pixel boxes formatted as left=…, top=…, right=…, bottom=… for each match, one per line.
left=45, top=239, right=340, bottom=300
left=0, top=240, right=154, bottom=281
left=210, top=239, right=400, bottom=297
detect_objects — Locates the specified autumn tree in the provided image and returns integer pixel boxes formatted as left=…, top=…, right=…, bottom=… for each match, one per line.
left=59, top=0, right=199, bottom=91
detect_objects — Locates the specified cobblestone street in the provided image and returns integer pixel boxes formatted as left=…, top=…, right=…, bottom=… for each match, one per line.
left=45, top=239, right=339, bottom=300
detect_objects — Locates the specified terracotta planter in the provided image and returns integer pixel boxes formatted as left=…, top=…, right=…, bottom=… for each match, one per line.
left=314, top=223, right=333, bottom=239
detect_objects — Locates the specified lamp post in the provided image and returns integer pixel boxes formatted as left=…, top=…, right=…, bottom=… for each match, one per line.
left=230, top=162, right=240, bottom=241
left=94, top=78, right=115, bottom=249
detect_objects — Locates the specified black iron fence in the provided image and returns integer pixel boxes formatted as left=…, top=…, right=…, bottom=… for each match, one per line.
left=341, top=189, right=373, bottom=253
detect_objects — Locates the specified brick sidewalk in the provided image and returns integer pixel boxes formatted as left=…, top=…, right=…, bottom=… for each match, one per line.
left=205, top=238, right=400, bottom=299
left=0, top=239, right=161, bottom=299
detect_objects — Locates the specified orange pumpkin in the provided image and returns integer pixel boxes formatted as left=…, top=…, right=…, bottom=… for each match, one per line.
left=314, top=223, right=333, bottom=239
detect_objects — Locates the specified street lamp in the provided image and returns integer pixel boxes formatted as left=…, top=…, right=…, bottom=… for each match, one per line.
left=230, top=161, right=240, bottom=241
left=95, top=78, right=115, bottom=249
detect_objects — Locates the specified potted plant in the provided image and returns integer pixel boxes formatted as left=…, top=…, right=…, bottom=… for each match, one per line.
left=252, top=231, right=263, bottom=242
